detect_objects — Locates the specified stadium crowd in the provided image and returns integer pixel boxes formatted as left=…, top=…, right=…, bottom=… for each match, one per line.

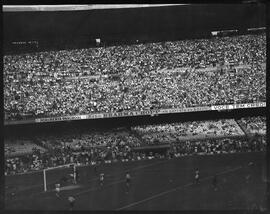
left=35, top=130, right=141, bottom=151
left=5, top=130, right=141, bottom=175
left=168, top=137, right=266, bottom=158
left=5, top=139, right=47, bottom=157
left=4, top=33, right=266, bottom=120
left=238, top=116, right=266, bottom=135
left=5, top=117, right=266, bottom=175
left=132, top=119, right=245, bottom=145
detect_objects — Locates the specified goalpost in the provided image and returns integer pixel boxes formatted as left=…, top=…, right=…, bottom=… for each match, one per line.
left=43, top=164, right=77, bottom=192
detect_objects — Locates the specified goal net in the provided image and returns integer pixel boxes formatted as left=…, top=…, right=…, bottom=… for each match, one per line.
left=43, top=164, right=77, bottom=192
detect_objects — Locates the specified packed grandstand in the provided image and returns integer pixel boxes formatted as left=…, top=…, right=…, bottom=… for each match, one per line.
left=5, top=117, right=266, bottom=175
left=4, top=33, right=266, bottom=121
left=3, top=3, right=268, bottom=211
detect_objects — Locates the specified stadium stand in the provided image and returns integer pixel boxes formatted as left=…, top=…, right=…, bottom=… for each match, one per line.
left=237, top=116, right=266, bottom=135
left=168, top=137, right=266, bottom=158
left=132, top=119, right=245, bottom=145
left=5, top=117, right=266, bottom=175
left=5, top=139, right=47, bottom=157
left=4, top=33, right=266, bottom=121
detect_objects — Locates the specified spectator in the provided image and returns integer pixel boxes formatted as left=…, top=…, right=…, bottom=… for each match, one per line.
left=4, top=117, right=266, bottom=175
left=4, top=33, right=266, bottom=120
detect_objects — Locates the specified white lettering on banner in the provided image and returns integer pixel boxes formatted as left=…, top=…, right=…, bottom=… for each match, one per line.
left=254, top=102, right=265, bottom=107
left=211, top=102, right=266, bottom=111
left=159, top=106, right=211, bottom=114
left=81, top=115, right=87, bottom=119
left=159, top=109, right=169, bottom=114
left=211, top=105, right=228, bottom=110
left=37, top=115, right=83, bottom=123
left=30, top=102, right=265, bottom=123
left=86, top=114, right=103, bottom=119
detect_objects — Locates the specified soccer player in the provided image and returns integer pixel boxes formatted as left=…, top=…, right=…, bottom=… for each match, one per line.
left=8, top=186, right=17, bottom=199
left=246, top=174, right=251, bottom=184
left=74, top=167, right=79, bottom=184
left=100, top=173, right=104, bottom=186
left=126, top=171, right=131, bottom=194
left=194, top=169, right=200, bottom=184
left=94, top=164, right=98, bottom=175
left=10, top=187, right=17, bottom=199
left=68, top=196, right=75, bottom=211
left=55, top=183, right=61, bottom=197
left=212, top=174, right=218, bottom=191
left=60, top=175, right=68, bottom=186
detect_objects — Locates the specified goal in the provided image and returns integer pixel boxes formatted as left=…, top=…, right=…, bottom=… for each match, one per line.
left=43, top=164, right=77, bottom=192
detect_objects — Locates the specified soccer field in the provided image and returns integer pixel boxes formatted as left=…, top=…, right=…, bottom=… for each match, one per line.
left=5, top=151, right=267, bottom=210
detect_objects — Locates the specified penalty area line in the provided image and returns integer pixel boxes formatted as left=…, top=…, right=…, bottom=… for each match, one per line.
left=74, top=160, right=169, bottom=197
left=116, top=166, right=242, bottom=210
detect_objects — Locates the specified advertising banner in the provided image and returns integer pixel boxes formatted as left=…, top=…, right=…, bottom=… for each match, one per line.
left=4, top=102, right=266, bottom=125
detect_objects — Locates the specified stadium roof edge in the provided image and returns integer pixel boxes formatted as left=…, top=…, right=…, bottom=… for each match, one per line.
left=3, top=4, right=187, bottom=12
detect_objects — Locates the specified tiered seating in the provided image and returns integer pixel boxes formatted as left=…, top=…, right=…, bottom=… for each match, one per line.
left=4, top=117, right=266, bottom=175
left=5, top=139, right=46, bottom=157
left=238, top=116, right=266, bottom=135
left=4, top=33, right=266, bottom=120
left=133, top=119, right=245, bottom=145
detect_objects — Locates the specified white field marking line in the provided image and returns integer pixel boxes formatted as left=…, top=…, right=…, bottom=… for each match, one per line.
left=7, top=159, right=167, bottom=196
left=17, top=160, right=168, bottom=198
left=86, top=159, right=168, bottom=183
left=116, top=166, right=243, bottom=210
left=10, top=178, right=128, bottom=203
left=67, top=161, right=223, bottom=197
left=5, top=158, right=167, bottom=177
left=74, top=179, right=126, bottom=196
left=14, top=167, right=101, bottom=192
left=75, top=160, right=169, bottom=196
left=7, top=151, right=262, bottom=192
